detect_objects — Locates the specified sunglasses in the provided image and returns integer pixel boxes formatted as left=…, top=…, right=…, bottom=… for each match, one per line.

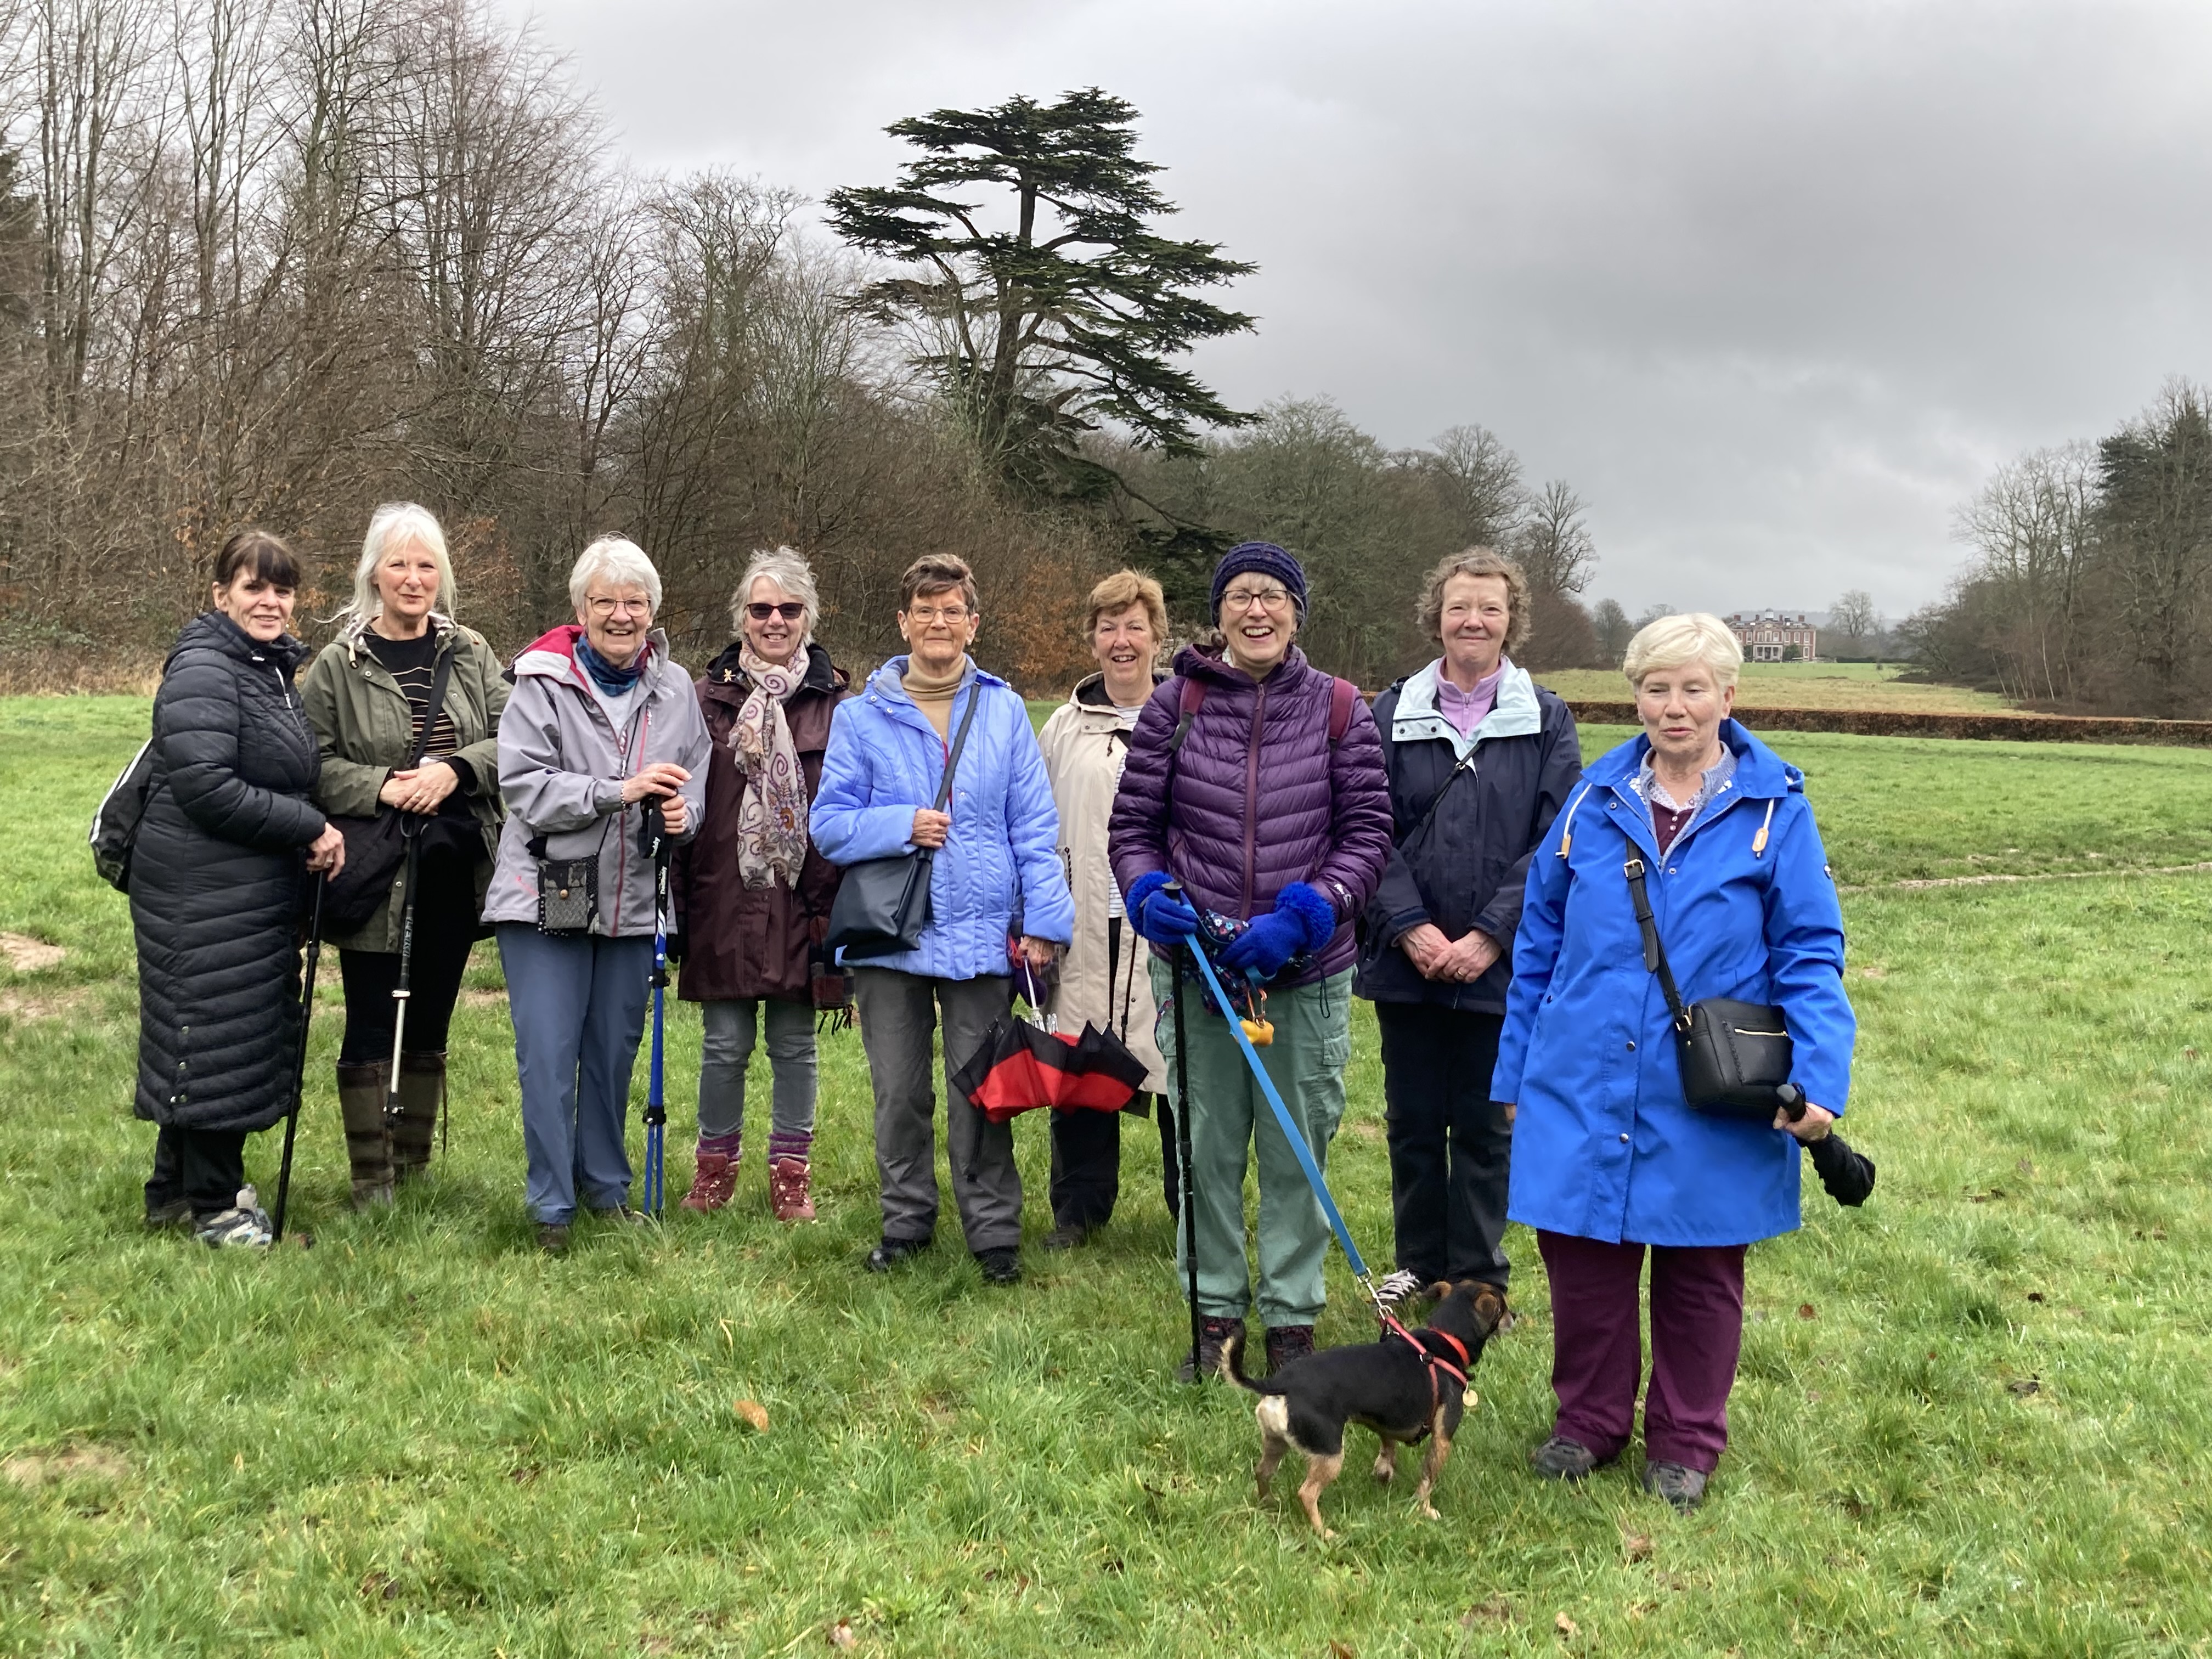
left=746, top=602, right=806, bottom=622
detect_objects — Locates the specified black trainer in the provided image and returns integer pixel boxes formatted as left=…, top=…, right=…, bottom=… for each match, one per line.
left=1265, top=1323, right=1317, bottom=1374
left=1643, top=1460, right=1709, bottom=1510
left=864, top=1234, right=932, bottom=1273
left=1042, top=1222, right=1089, bottom=1251
left=1177, top=1316, right=1245, bottom=1383
left=1529, top=1435, right=1612, bottom=1481
left=975, top=1246, right=1022, bottom=1285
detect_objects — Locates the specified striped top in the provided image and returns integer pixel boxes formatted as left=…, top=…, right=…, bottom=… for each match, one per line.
left=364, top=627, right=459, bottom=759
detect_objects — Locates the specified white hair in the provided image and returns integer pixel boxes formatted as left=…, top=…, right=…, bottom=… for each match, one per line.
left=337, top=502, right=455, bottom=630
left=731, top=546, right=820, bottom=640
left=568, top=535, right=662, bottom=614
left=1623, top=612, right=1744, bottom=690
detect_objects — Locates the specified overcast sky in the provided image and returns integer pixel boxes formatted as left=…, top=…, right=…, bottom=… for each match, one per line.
left=501, top=0, right=2211, bottom=621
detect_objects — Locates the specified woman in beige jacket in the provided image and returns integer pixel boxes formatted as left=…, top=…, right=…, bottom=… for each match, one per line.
left=1034, top=570, right=1173, bottom=1249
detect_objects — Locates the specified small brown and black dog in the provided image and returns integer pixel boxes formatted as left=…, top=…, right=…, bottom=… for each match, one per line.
left=1222, top=1280, right=1506, bottom=1539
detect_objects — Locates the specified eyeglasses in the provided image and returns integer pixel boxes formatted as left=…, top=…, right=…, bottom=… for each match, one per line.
left=905, top=606, right=970, bottom=625
left=588, top=597, right=651, bottom=617
left=746, top=601, right=806, bottom=622
left=1222, top=585, right=1291, bottom=613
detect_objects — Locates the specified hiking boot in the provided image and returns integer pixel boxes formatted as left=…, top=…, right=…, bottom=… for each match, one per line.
left=537, top=1222, right=571, bottom=1255
left=1265, top=1324, right=1317, bottom=1375
left=975, top=1246, right=1022, bottom=1285
left=1643, top=1460, right=1709, bottom=1511
left=197, top=1186, right=272, bottom=1250
left=681, top=1150, right=737, bottom=1213
left=865, top=1235, right=931, bottom=1273
left=336, top=1059, right=393, bottom=1208
left=1529, top=1435, right=1611, bottom=1482
left=1042, top=1221, right=1090, bottom=1250
left=768, top=1159, right=815, bottom=1222
left=593, top=1204, right=656, bottom=1228
left=391, top=1050, right=445, bottom=1184
left=144, top=1198, right=193, bottom=1232
left=1177, top=1316, right=1245, bottom=1383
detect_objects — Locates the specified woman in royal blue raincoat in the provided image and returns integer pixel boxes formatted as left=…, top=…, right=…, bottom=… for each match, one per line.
left=1493, top=612, right=1855, bottom=1510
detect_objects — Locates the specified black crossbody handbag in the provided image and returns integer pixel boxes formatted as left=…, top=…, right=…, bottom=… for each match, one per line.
left=825, top=680, right=983, bottom=960
left=1622, top=848, right=1803, bottom=1120
left=321, top=646, right=456, bottom=932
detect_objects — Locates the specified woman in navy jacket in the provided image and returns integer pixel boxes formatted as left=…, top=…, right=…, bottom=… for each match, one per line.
left=1494, top=612, right=1854, bottom=1510
left=1356, top=549, right=1580, bottom=1293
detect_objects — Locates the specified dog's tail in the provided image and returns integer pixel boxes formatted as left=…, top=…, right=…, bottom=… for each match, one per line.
left=1218, top=1329, right=1284, bottom=1395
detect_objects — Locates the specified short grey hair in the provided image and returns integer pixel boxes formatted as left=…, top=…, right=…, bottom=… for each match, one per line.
left=337, top=501, right=455, bottom=629
left=731, top=546, right=821, bottom=640
left=1623, top=612, right=1743, bottom=690
left=568, top=535, right=662, bottom=614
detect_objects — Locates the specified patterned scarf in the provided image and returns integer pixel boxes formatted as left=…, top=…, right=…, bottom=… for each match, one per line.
left=731, top=646, right=809, bottom=889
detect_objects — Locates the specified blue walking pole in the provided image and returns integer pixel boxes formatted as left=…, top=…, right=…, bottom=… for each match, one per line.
left=641, top=803, right=672, bottom=1216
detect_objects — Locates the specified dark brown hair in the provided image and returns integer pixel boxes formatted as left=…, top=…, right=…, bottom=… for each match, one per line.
left=1415, top=547, right=1530, bottom=655
left=213, top=528, right=303, bottom=592
left=899, top=554, right=978, bottom=614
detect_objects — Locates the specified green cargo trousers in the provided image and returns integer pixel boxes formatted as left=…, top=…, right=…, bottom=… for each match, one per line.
left=1152, top=960, right=1352, bottom=1327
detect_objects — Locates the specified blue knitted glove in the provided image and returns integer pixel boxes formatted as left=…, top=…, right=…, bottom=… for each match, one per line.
left=1218, top=882, right=1336, bottom=980
left=1126, top=871, right=1199, bottom=945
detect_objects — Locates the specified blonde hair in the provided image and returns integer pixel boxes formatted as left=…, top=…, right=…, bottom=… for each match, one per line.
left=338, top=503, right=455, bottom=630
left=569, top=535, right=662, bottom=613
left=1623, top=612, right=1743, bottom=690
left=1415, top=547, right=1529, bottom=655
left=731, top=546, right=820, bottom=641
left=1085, top=568, right=1168, bottom=644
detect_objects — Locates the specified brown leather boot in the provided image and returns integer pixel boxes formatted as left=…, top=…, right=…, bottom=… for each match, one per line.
left=336, top=1060, right=393, bottom=1208
left=392, top=1051, right=445, bottom=1183
left=768, top=1158, right=815, bottom=1222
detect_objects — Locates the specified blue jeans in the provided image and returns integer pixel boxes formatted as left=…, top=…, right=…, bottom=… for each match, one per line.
left=498, top=924, right=654, bottom=1224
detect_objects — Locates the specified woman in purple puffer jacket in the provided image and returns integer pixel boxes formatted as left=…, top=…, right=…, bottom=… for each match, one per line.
left=1109, top=542, right=1393, bottom=1380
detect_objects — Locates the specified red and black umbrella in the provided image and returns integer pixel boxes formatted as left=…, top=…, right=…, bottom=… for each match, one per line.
left=951, top=955, right=1150, bottom=1123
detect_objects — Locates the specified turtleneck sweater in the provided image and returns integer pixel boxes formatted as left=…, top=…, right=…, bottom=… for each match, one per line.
left=902, top=654, right=969, bottom=741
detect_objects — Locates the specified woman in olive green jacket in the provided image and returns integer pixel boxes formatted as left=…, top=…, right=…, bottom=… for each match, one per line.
left=302, top=504, right=508, bottom=1205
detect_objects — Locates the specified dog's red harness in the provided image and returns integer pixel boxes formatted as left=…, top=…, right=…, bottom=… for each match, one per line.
left=1380, top=1310, right=1471, bottom=1427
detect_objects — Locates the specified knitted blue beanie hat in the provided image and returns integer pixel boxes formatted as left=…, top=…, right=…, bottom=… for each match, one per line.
left=1210, top=541, right=1308, bottom=617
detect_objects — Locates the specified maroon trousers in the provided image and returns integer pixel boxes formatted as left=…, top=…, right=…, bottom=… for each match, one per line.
left=1537, top=1229, right=1747, bottom=1473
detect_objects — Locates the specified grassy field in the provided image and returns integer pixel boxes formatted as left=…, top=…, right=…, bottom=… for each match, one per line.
left=1534, top=662, right=2013, bottom=714
left=4, top=695, right=2212, bottom=1656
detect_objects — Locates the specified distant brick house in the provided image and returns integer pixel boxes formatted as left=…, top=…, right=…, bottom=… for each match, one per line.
left=1725, top=610, right=1818, bottom=663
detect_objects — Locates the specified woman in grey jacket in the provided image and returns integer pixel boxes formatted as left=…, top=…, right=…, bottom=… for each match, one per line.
left=487, top=537, right=710, bottom=1252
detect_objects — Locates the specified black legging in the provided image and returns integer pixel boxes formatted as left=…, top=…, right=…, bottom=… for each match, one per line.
left=337, top=843, right=481, bottom=1064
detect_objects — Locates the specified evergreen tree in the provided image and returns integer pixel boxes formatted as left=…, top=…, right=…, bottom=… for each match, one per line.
left=827, top=89, right=1257, bottom=503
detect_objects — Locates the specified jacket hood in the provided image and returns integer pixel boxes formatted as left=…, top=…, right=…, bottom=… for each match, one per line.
left=514, top=623, right=679, bottom=693
left=1391, top=657, right=1540, bottom=759
left=1171, top=641, right=1321, bottom=691
left=703, top=638, right=839, bottom=697
left=1068, top=669, right=1165, bottom=716
left=171, top=610, right=308, bottom=675
left=1585, top=718, right=1804, bottom=799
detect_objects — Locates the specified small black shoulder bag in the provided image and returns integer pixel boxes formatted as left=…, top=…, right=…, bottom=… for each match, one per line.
left=1622, top=848, right=1802, bottom=1120
left=824, top=680, right=983, bottom=960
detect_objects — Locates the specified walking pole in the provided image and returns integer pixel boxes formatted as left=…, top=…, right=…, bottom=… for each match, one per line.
left=641, top=802, right=672, bottom=1215
left=1166, top=881, right=1203, bottom=1383
left=272, top=871, right=326, bottom=1244
left=382, top=816, right=426, bottom=1129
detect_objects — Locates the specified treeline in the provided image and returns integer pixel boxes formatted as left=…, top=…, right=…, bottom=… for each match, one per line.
left=0, top=0, right=1601, bottom=693
left=1906, top=381, right=2212, bottom=716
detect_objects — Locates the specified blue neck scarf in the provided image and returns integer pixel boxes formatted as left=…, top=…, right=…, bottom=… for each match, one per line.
left=576, top=634, right=647, bottom=696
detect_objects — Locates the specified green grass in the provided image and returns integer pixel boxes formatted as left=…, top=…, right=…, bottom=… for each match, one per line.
left=4, top=696, right=2211, bottom=1655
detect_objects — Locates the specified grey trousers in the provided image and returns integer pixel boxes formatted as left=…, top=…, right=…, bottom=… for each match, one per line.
left=852, top=967, right=1020, bottom=1253
left=697, top=997, right=818, bottom=1141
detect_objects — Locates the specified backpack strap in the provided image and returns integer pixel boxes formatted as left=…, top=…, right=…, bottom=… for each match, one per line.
left=1166, top=676, right=1206, bottom=757
left=1327, top=676, right=1358, bottom=744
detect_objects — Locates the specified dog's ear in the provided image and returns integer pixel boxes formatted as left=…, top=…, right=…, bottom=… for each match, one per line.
left=1468, top=1283, right=1507, bottom=1329
left=1424, top=1280, right=1453, bottom=1307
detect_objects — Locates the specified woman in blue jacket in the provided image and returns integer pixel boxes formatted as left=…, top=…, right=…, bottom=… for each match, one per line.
left=811, top=554, right=1075, bottom=1286
left=1493, top=612, right=1854, bottom=1510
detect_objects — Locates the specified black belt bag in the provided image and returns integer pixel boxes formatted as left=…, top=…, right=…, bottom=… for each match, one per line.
left=825, top=679, right=983, bottom=960
left=1622, top=848, right=1801, bottom=1120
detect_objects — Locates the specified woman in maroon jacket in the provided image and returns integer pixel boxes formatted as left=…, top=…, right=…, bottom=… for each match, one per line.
left=1109, top=542, right=1394, bottom=1379
left=675, top=548, right=849, bottom=1220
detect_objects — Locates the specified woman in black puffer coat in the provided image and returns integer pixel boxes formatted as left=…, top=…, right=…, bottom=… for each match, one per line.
left=134, top=531, right=347, bottom=1247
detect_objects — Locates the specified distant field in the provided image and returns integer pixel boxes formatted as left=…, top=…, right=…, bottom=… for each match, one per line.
left=1536, top=662, right=2013, bottom=713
